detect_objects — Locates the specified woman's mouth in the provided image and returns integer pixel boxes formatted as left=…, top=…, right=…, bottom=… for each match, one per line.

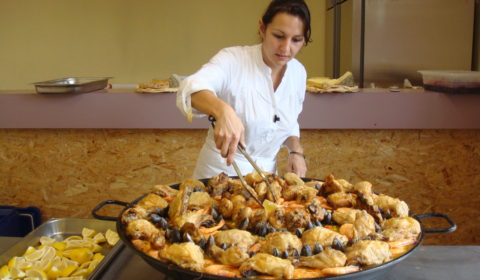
left=275, top=54, right=290, bottom=60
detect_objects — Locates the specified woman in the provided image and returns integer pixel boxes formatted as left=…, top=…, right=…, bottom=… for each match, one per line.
left=177, top=0, right=311, bottom=179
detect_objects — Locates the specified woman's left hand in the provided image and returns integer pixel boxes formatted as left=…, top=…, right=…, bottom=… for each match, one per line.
left=288, top=152, right=307, bottom=177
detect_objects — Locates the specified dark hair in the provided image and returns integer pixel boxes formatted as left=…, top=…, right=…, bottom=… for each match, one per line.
left=262, top=0, right=312, bottom=45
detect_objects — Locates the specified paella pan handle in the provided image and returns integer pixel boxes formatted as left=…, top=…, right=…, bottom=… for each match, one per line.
left=413, top=212, right=457, bottom=234
left=92, top=200, right=129, bottom=221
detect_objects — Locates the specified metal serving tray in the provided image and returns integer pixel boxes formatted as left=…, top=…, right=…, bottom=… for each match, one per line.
left=33, top=77, right=111, bottom=94
left=0, top=218, right=124, bottom=280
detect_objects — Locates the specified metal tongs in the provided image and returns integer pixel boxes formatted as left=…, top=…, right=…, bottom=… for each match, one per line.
left=208, top=116, right=278, bottom=207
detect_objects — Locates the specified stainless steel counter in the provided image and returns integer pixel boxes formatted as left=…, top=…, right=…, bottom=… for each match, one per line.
left=1, top=237, right=479, bottom=279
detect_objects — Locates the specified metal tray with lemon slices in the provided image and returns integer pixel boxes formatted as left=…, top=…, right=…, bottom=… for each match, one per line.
left=0, top=218, right=124, bottom=279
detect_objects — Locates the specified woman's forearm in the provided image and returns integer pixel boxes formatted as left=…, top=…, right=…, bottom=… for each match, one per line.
left=191, top=90, right=233, bottom=119
left=284, top=136, right=304, bottom=154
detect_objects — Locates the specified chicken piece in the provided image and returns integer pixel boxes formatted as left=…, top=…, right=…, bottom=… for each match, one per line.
left=353, top=210, right=376, bottom=240
left=283, top=185, right=318, bottom=204
left=284, top=172, right=305, bottom=186
left=305, top=180, right=323, bottom=191
left=233, top=206, right=253, bottom=226
left=286, top=208, right=311, bottom=231
left=159, top=242, right=205, bottom=272
left=208, top=172, right=229, bottom=197
left=168, top=185, right=193, bottom=220
left=261, top=231, right=302, bottom=256
left=137, top=193, right=169, bottom=213
left=121, top=206, right=147, bottom=224
left=297, top=247, right=347, bottom=269
left=268, top=207, right=286, bottom=229
left=209, top=245, right=250, bottom=267
left=266, top=180, right=283, bottom=202
left=126, top=219, right=165, bottom=249
left=151, top=184, right=178, bottom=199
left=250, top=208, right=268, bottom=226
left=179, top=178, right=206, bottom=192
left=374, top=194, right=409, bottom=218
left=332, top=208, right=363, bottom=225
left=214, top=229, right=257, bottom=250
left=327, top=192, right=357, bottom=208
left=218, top=197, right=234, bottom=218
left=323, top=174, right=352, bottom=194
left=131, top=239, right=151, bottom=253
left=188, top=191, right=213, bottom=211
left=173, top=210, right=213, bottom=229
left=302, top=227, right=348, bottom=248
left=381, top=217, right=421, bottom=241
left=306, top=197, right=327, bottom=221
left=346, top=240, right=391, bottom=266
left=255, top=181, right=268, bottom=200
left=353, top=181, right=373, bottom=196
left=239, top=253, right=294, bottom=279
left=245, top=171, right=264, bottom=185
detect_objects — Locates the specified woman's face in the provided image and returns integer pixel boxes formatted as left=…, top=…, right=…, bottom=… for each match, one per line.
left=260, top=12, right=306, bottom=70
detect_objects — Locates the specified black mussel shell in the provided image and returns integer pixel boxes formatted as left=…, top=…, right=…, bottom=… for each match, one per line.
left=313, top=243, right=323, bottom=254
left=183, top=232, right=193, bottom=243
left=301, top=244, right=312, bottom=256
left=150, top=213, right=161, bottom=224
left=305, top=221, right=315, bottom=230
left=295, top=228, right=303, bottom=238
left=292, top=248, right=300, bottom=257
left=239, top=217, right=249, bottom=230
left=243, top=270, right=259, bottom=277
left=281, top=250, right=289, bottom=259
left=220, top=243, right=227, bottom=250
left=272, top=248, right=279, bottom=257
left=169, top=228, right=182, bottom=244
left=332, top=237, right=344, bottom=252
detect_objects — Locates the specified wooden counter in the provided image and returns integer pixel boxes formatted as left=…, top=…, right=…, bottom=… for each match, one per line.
left=1, top=88, right=479, bottom=129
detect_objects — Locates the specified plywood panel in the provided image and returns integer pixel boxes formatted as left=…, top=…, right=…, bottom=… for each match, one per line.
left=1, top=129, right=479, bottom=245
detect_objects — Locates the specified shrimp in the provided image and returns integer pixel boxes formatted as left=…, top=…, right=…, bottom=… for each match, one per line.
left=204, top=264, right=241, bottom=278
left=322, top=265, right=360, bottom=276
left=293, top=268, right=325, bottom=278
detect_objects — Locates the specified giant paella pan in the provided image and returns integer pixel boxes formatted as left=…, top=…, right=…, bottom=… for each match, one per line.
left=93, top=172, right=456, bottom=280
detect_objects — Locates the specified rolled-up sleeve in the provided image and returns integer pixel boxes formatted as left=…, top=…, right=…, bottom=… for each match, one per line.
left=176, top=49, right=233, bottom=119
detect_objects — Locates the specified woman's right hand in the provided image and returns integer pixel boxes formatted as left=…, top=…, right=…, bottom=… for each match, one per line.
left=191, top=90, right=245, bottom=165
left=214, top=106, right=245, bottom=165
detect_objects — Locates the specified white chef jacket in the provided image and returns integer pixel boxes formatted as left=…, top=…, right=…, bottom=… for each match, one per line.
left=177, top=44, right=306, bottom=179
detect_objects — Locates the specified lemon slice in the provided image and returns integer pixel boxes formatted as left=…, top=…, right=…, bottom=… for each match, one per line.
left=82, top=228, right=96, bottom=239
left=9, top=267, right=26, bottom=278
left=39, top=236, right=56, bottom=246
left=8, top=256, right=19, bottom=268
left=105, top=229, right=119, bottom=246
left=53, top=241, right=67, bottom=251
left=71, top=268, right=89, bottom=277
left=0, top=265, right=10, bottom=278
left=24, top=247, right=46, bottom=262
left=47, top=265, right=62, bottom=279
left=23, top=246, right=36, bottom=256
left=263, top=199, right=280, bottom=216
left=60, top=264, right=79, bottom=277
left=63, top=248, right=93, bottom=264
left=66, top=239, right=94, bottom=250
left=25, top=268, right=48, bottom=280
left=32, top=258, right=52, bottom=272
left=92, top=253, right=104, bottom=262
left=93, top=232, right=106, bottom=244
left=15, top=257, right=33, bottom=270
left=65, top=235, right=83, bottom=241
left=41, top=246, right=57, bottom=262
